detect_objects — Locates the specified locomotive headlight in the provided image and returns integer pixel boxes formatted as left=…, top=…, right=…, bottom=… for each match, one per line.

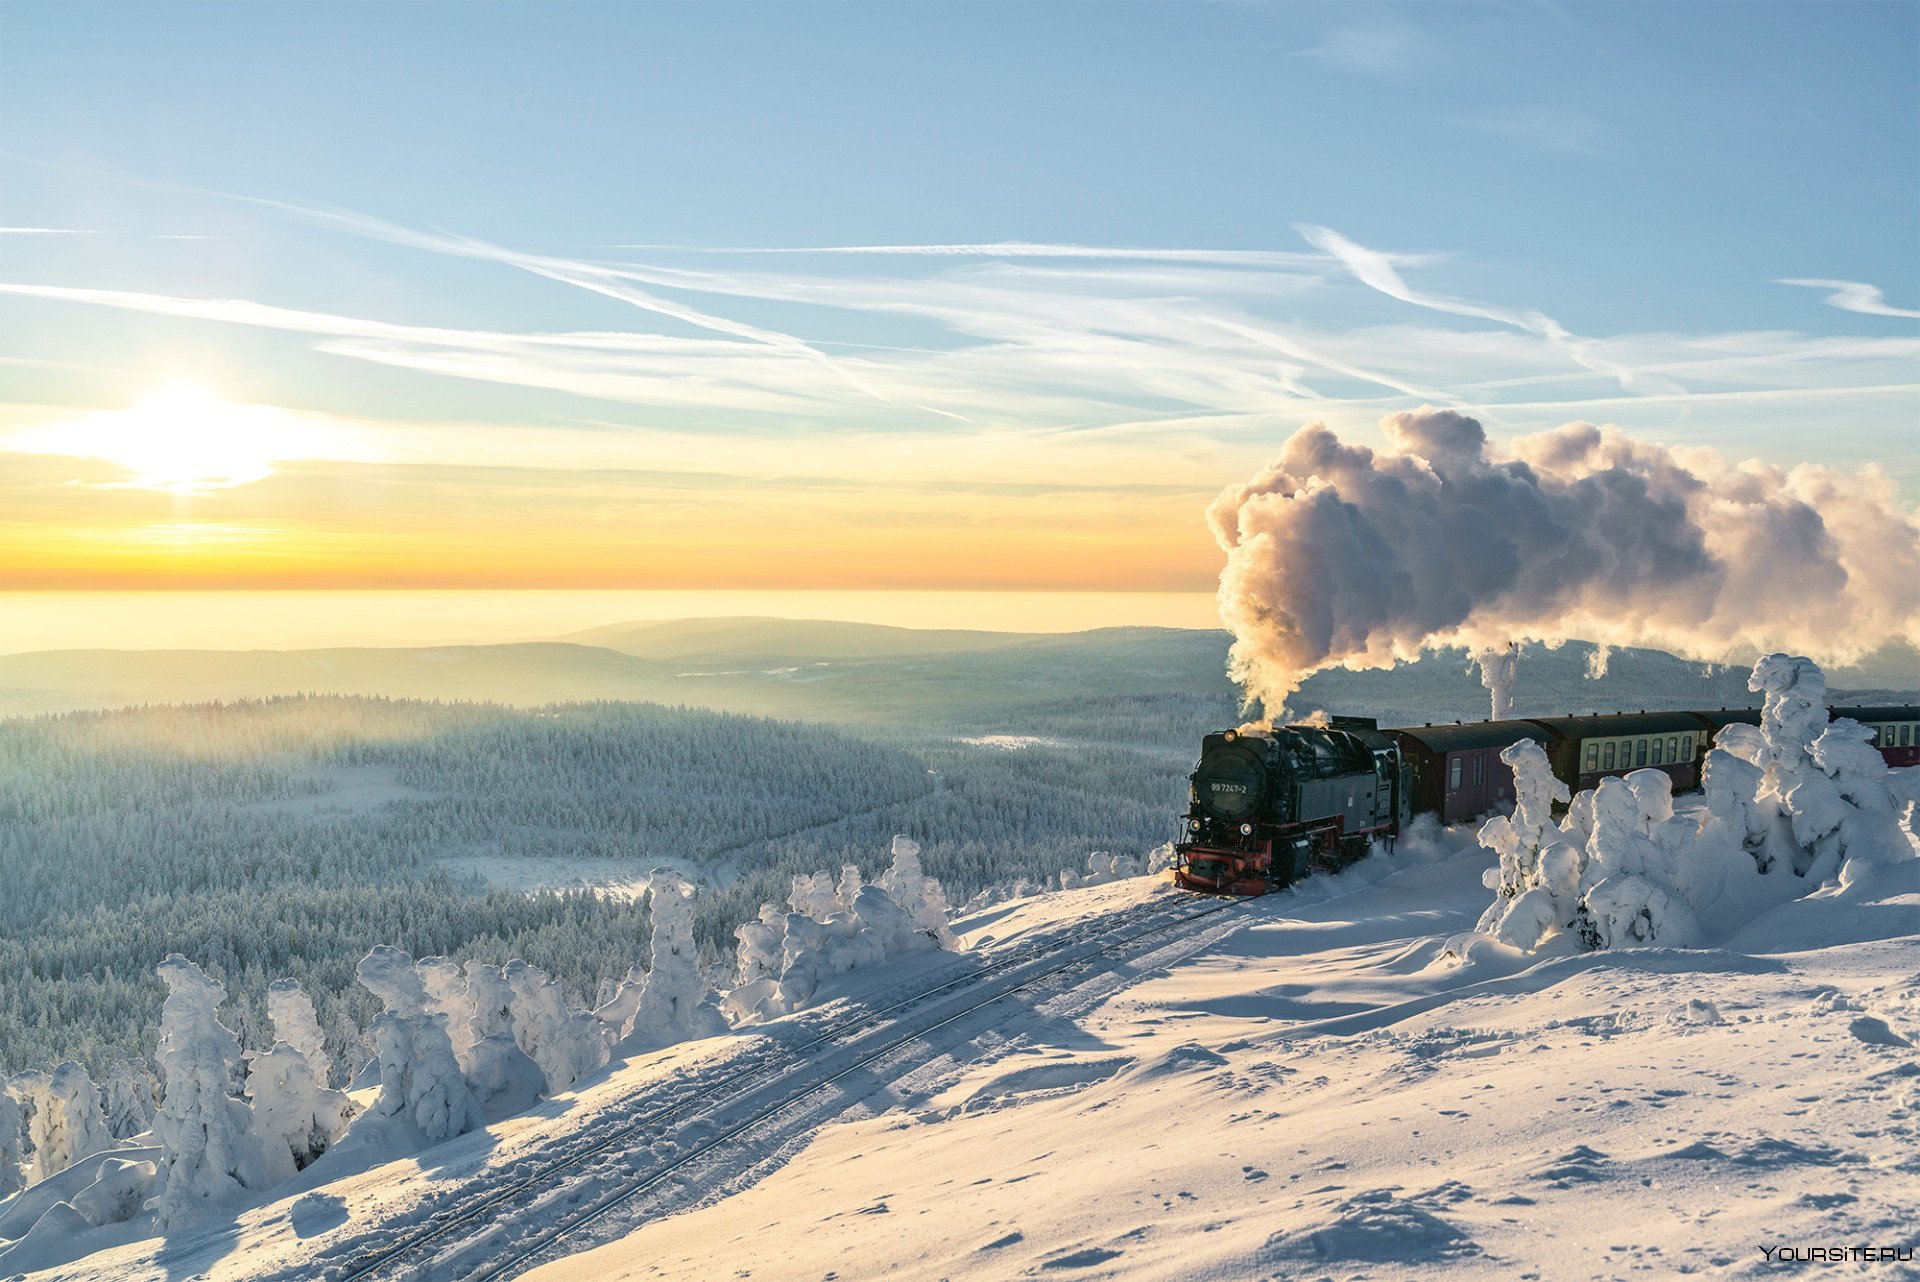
left=1240, top=823, right=1253, bottom=835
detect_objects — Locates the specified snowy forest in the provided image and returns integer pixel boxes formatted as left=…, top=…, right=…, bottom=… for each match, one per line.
left=0, top=695, right=1188, bottom=1080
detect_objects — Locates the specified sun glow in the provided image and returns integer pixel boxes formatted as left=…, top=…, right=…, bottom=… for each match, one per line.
left=13, top=385, right=345, bottom=492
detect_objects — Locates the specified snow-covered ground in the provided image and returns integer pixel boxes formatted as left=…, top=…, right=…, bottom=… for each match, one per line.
left=16, top=816, right=1915, bottom=1281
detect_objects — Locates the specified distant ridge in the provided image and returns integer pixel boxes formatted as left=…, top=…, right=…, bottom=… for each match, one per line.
left=559, top=616, right=1040, bottom=664
left=0, top=618, right=1911, bottom=736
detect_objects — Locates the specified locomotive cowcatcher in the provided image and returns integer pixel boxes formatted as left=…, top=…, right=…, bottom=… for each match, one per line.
left=1174, top=717, right=1409, bottom=895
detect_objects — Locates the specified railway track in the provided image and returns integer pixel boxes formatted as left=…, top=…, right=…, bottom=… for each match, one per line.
left=327, top=890, right=1245, bottom=1282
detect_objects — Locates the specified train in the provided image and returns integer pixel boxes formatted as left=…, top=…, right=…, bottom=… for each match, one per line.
left=1173, top=704, right=1920, bottom=895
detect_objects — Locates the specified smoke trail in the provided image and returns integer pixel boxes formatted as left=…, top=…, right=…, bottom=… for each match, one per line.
left=1211, top=408, right=1920, bottom=719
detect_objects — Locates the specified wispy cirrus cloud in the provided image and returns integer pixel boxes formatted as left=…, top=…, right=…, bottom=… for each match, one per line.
left=4, top=201, right=1917, bottom=480
left=1775, top=278, right=1920, bottom=321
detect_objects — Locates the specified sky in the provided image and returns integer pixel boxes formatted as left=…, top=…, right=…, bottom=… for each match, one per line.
left=1, top=1, right=1915, bottom=601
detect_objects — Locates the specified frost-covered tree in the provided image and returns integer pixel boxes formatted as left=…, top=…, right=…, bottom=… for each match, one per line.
left=266, top=979, right=332, bottom=1088
left=788, top=872, right=840, bottom=920
left=352, top=946, right=483, bottom=1143
left=877, top=836, right=956, bottom=947
left=732, top=903, right=786, bottom=988
left=28, top=1061, right=114, bottom=1183
left=102, top=1061, right=157, bottom=1141
left=610, top=870, right=727, bottom=1051
left=247, top=981, right=353, bottom=1172
left=0, top=1083, right=26, bottom=1197
left=727, top=844, right=950, bottom=1024
left=1473, top=741, right=1582, bottom=949
left=504, top=961, right=607, bottom=1096
left=458, top=961, right=546, bottom=1120
left=152, top=955, right=259, bottom=1228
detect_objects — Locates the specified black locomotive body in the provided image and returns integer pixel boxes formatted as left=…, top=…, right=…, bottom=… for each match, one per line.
left=1174, top=716, right=1409, bottom=895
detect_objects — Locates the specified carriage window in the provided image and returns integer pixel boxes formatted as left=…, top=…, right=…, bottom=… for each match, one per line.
left=1903, top=724, right=1913, bottom=747
left=1636, top=739, right=1648, bottom=767
left=1682, top=735, right=1693, bottom=758
left=1584, top=743, right=1598, bottom=771
left=1474, top=755, right=1484, bottom=784
left=1651, top=738, right=1664, bottom=766
left=1603, top=742, right=1616, bottom=769
left=1668, top=736, right=1679, bottom=760
left=1449, top=758, right=1462, bottom=790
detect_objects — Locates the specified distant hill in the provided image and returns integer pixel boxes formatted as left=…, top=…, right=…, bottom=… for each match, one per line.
left=561, top=617, right=1039, bottom=664
left=1, top=618, right=1911, bottom=745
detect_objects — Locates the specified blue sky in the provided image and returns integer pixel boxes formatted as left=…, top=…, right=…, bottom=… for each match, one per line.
left=0, top=1, right=1915, bottom=592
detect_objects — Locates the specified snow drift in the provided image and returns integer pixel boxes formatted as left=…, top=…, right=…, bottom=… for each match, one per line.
left=1212, top=409, right=1920, bottom=718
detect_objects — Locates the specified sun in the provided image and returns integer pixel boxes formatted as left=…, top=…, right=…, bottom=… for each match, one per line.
left=23, top=385, right=335, bottom=493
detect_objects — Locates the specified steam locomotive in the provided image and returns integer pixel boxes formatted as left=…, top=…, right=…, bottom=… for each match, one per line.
left=1174, top=704, right=1920, bottom=895
left=1175, top=717, right=1408, bottom=895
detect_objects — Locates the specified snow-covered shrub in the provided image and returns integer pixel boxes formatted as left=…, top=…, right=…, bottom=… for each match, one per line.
left=352, top=946, right=484, bottom=1143
left=101, top=1062, right=157, bottom=1141
left=598, top=870, right=726, bottom=1053
left=152, top=955, right=264, bottom=1228
left=1467, top=654, right=1915, bottom=957
left=0, top=1083, right=26, bottom=1198
left=1058, top=851, right=1146, bottom=889
left=505, top=961, right=608, bottom=1096
left=28, top=1062, right=114, bottom=1183
left=724, top=836, right=957, bottom=1024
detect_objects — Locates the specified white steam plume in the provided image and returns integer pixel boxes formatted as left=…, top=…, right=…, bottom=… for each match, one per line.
left=1212, top=409, right=1920, bottom=719
left=1473, top=643, right=1521, bottom=720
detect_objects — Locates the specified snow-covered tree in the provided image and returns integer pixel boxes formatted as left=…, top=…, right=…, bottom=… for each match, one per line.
left=0, top=1083, right=26, bottom=1197
left=877, top=836, right=956, bottom=947
left=459, top=961, right=546, bottom=1120
left=28, top=1061, right=114, bottom=1183
left=1473, top=740, right=1581, bottom=949
left=152, top=955, right=259, bottom=1228
left=504, top=960, right=607, bottom=1096
left=614, top=871, right=727, bottom=1050
left=352, top=946, right=483, bottom=1143
left=788, top=871, right=840, bottom=920
left=732, top=903, right=786, bottom=988
left=247, top=981, right=353, bottom=1172
left=266, top=979, right=332, bottom=1088
left=102, top=1061, right=157, bottom=1141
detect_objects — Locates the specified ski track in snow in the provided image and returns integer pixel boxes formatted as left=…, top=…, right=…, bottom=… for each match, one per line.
left=15, top=837, right=1920, bottom=1282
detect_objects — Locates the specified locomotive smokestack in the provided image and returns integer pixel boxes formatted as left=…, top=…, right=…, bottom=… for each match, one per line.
left=1210, top=408, right=1920, bottom=721
left=1475, top=643, right=1519, bottom=720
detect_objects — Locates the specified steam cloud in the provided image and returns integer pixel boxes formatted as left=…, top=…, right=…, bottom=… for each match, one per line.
left=1211, top=409, right=1920, bottom=719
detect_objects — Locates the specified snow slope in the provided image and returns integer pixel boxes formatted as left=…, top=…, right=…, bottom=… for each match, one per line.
left=520, top=847, right=1918, bottom=1281
left=15, top=813, right=1914, bottom=1282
